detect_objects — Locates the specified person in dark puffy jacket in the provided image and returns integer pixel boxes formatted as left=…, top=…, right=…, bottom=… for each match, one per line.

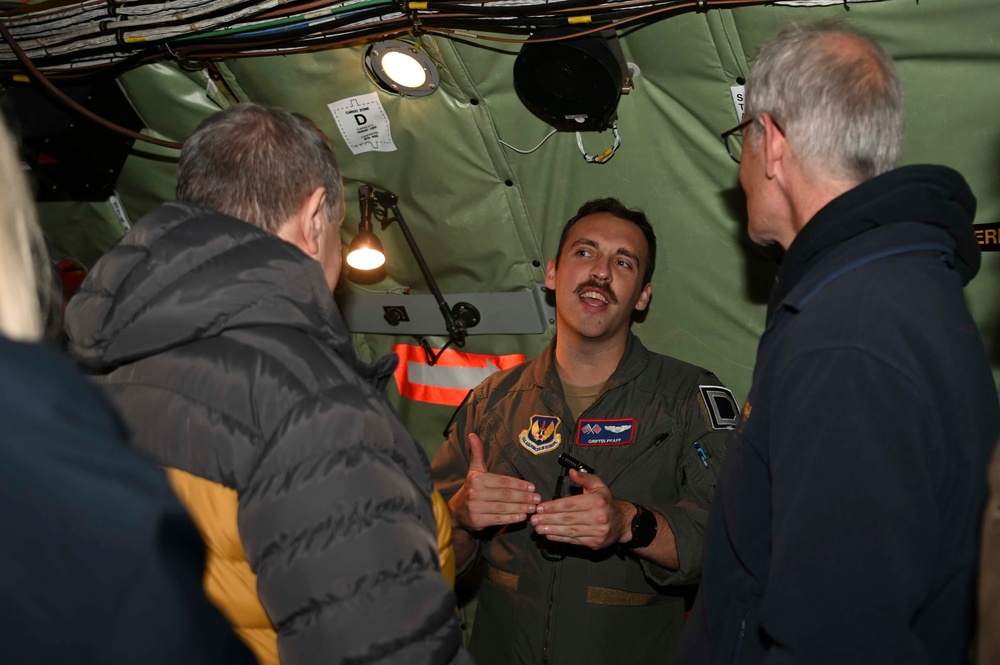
left=65, top=103, right=470, bottom=665
left=0, top=116, right=252, bottom=665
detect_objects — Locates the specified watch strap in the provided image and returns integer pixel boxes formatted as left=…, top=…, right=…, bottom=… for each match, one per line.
left=621, top=502, right=657, bottom=549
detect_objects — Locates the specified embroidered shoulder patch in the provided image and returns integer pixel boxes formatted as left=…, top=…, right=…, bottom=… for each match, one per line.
left=519, top=415, right=562, bottom=455
left=576, top=418, right=636, bottom=446
left=699, top=385, right=739, bottom=431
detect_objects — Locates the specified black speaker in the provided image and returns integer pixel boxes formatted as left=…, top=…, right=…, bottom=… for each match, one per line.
left=513, top=27, right=627, bottom=132
left=2, top=78, right=142, bottom=202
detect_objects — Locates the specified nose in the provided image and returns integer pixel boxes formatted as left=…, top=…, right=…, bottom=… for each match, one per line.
left=592, top=258, right=611, bottom=281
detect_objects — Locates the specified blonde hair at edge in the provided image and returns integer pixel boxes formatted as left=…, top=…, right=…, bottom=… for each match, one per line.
left=0, top=119, right=48, bottom=342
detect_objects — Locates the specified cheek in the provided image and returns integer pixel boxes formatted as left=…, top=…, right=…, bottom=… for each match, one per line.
left=739, top=170, right=756, bottom=216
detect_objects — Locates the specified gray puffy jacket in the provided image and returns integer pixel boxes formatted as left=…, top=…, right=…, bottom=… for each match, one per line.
left=67, top=202, right=470, bottom=665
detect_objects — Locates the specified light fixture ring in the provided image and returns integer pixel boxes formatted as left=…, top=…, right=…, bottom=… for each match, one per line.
left=365, top=40, right=440, bottom=98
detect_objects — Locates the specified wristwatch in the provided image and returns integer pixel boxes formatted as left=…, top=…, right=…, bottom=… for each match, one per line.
left=621, top=503, right=657, bottom=549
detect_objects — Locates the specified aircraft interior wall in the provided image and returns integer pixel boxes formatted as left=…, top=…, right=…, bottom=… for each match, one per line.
left=10, top=0, right=1000, bottom=460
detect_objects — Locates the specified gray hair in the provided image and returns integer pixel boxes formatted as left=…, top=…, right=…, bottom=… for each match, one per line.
left=176, top=103, right=344, bottom=233
left=745, top=22, right=905, bottom=182
left=0, top=117, right=49, bottom=341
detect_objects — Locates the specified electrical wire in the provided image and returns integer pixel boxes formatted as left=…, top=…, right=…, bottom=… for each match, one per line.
left=576, top=122, right=620, bottom=164
left=0, top=0, right=887, bottom=152
left=499, top=128, right=557, bottom=154
left=0, top=0, right=885, bottom=74
left=0, top=20, right=184, bottom=148
left=0, top=0, right=741, bottom=68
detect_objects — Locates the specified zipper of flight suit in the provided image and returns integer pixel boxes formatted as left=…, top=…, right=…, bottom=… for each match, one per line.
left=541, top=398, right=579, bottom=665
left=541, top=428, right=668, bottom=662
left=542, top=562, right=557, bottom=665
left=538, top=390, right=663, bottom=663
left=539, top=383, right=582, bottom=665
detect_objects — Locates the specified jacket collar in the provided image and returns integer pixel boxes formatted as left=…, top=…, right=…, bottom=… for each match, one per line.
left=767, top=164, right=978, bottom=322
left=68, top=202, right=395, bottom=386
left=778, top=223, right=957, bottom=317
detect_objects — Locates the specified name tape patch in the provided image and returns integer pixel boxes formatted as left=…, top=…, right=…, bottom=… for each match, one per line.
left=576, top=418, right=636, bottom=446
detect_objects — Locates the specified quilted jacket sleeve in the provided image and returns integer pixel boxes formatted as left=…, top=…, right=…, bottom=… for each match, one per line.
left=238, top=385, right=471, bottom=665
left=431, top=389, right=478, bottom=505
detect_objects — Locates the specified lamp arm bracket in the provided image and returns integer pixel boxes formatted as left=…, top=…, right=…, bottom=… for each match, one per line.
left=361, top=184, right=481, bottom=353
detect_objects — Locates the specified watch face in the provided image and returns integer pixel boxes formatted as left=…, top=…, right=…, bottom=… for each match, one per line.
left=626, top=504, right=657, bottom=549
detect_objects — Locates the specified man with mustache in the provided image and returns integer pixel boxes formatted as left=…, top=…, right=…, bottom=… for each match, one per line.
left=432, top=198, right=737, bottom=664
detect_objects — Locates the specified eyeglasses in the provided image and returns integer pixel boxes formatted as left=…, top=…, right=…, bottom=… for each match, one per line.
left=720, top=117, right=753, bottom=164
left=720, top=115, right=784, bottom=164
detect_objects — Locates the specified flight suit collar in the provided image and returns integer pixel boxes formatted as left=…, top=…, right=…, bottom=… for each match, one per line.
left=527, top=332, right=650, bottom=399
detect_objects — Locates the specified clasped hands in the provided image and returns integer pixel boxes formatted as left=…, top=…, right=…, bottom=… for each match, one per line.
left=448, top=432, right=631, bottom=550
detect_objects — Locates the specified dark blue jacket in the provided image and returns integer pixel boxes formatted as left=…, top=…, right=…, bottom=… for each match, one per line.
left=0, top=336, right=252, bottom=665
left=679, top=165, right=1000, bottom=665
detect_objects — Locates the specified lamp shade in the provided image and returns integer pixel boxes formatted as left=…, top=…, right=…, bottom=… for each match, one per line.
left=346, top=228, right=386, bottom=270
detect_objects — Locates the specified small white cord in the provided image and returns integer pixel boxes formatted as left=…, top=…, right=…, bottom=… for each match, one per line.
left=499, top=128, right=559, bottom=155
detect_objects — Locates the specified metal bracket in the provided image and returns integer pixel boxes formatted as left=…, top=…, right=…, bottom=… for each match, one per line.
left=337, top=284, right=555, bottom=336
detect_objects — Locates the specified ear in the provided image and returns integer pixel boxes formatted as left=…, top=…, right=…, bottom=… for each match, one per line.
left=302, top=187, right=328, bottom=255
left=634, top=282, right=653, bottom=312
left=279, top=187, right=327, bottom=257
left=760, top=112, right=787, bottom=182
left=544, top=259, right=557, bottom=290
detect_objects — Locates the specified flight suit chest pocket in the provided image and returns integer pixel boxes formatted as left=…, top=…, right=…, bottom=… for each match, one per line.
left=477, top=412, right=522, bottom=478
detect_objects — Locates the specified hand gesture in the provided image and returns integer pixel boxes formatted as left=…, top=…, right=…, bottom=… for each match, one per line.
left=530, top=468, right=629, bottom=550
left=448, top=433, right=541, bottom=532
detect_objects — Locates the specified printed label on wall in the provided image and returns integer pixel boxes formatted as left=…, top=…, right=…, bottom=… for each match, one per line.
left=109, top=193, right=132, bottom=232
left=730, top=85, right=746, bottom=121
left=328, top=93, right=397, bottom=154
left=975, top=222, right=1000, bottom=252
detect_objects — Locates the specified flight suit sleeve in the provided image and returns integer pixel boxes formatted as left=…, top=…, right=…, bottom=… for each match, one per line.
left=431, top=390, right=484, bottom=576
left=640, top=373, right=737, bottom=587
left=432, top=390, right=478, bottom=504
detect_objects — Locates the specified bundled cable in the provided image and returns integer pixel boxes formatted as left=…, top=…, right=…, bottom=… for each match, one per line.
left=0, top=0, right=889, bottom=77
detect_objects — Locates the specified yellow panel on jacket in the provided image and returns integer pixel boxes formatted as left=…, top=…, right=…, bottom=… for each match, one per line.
left=166, top=468, right=277, bottom=665
left=432, top=488, right=456, bottom=588
left=167, top=469, right=457, bottom=664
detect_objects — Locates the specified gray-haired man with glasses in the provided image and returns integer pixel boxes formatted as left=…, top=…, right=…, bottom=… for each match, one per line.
left=679, top=22, right=999, bottom=665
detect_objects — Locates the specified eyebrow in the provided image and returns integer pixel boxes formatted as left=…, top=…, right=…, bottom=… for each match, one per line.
left=571, top=237, right=642, bottom=266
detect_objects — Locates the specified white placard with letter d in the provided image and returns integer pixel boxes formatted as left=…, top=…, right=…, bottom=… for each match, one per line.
left=328, top=93, right=397, bottom=155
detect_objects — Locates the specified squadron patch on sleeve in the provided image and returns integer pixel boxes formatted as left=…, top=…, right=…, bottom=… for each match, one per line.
left=699, top=385, right=739, bottom=431
left=519, top=415, right=562, bottom=455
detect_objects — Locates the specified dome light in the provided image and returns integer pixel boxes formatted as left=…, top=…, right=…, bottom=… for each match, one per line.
left=365, top=41, right=440, bottom=97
